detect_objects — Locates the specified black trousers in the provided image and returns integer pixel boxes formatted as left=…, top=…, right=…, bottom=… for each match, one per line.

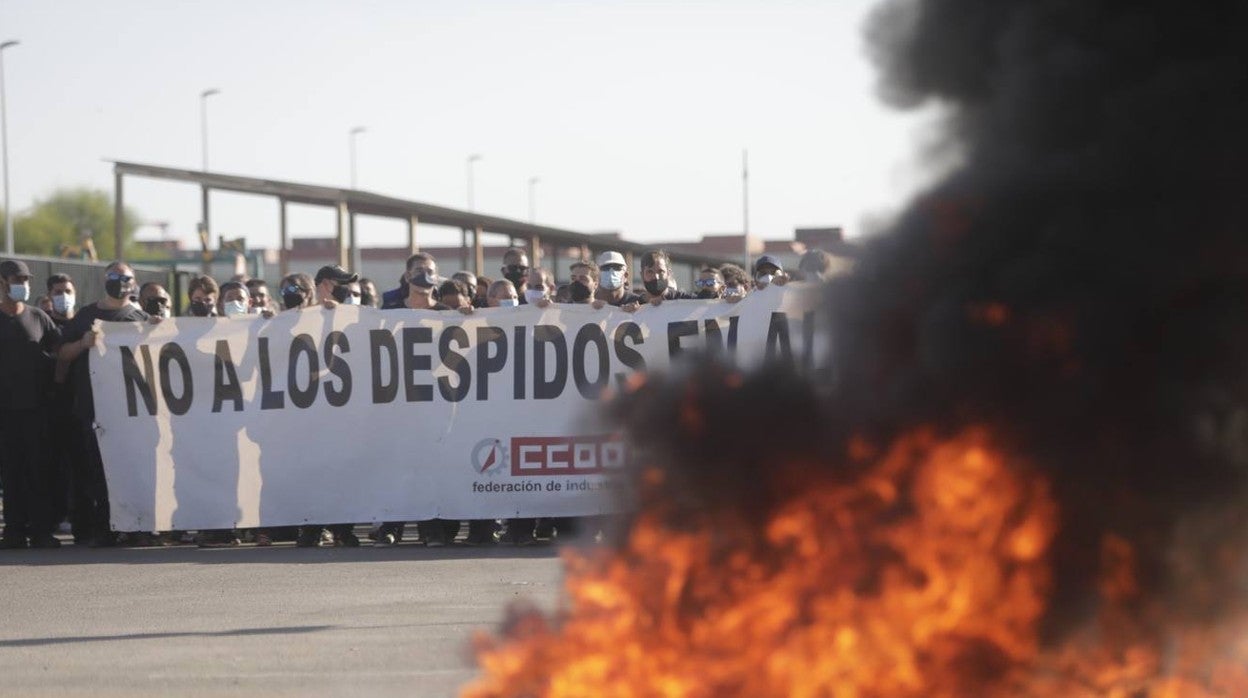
left=77, top=420, right=112, bottom=540
left=0, top=407, right=53, bottom=540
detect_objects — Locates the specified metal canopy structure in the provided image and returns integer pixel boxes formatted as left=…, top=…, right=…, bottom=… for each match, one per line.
left=110, top=160, right=733, bottom=278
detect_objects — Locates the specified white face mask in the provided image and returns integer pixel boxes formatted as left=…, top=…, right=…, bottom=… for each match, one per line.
left=724, top=286, right=744, bottom=298
left=756, top=274, right=774, bottom=287
left=600, top=269, right=625, bottom=290
left=8, top=282, right=29, bottom=303
left=53, top=293, right=75, bottom=314
left=497, top=298, right=519, bottom=308
left=524, top=288, right=546, bottom=305
left=342, top=295, right=360, bottom=306
left=223, top=299, right=250, bottom=317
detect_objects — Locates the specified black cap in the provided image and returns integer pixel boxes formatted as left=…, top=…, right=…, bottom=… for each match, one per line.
left=408, top=270, right=440, bottom=289
left=753, top=255, right=783, bottom=274
left=0, top=259, right=31, bottom=280
left=314, top=264, right=358, bottom=285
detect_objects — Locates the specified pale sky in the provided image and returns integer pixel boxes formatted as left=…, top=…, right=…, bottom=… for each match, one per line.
left=1, top=0, right=936, bottom=251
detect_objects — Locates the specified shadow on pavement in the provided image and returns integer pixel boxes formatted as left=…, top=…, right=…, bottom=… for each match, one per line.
left=0, top=543, right=566, bottom=567
left=0, top=624, right=334, bottom=648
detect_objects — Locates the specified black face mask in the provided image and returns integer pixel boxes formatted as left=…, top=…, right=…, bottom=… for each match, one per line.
left=105, top=278, right=132, bottom=300
left=360, top=290, right=375, bottom=307
left=142, top=298, right=166, bottom=315
left=568, top=281, right=592, bottom=303
left=189, top=300, right=216, bottom=317
left=503, top=266, right=527, bottom=288
left=331, top=285, right=352, bottom=303
left=644, top=278, right=667, bottom=296
left=282, top=291, right=305, bottom=310
left=696, top=289, right=719, bottom=299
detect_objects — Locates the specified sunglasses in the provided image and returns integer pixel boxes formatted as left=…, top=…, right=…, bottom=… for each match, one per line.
left=505, top=265, right=530, bottom=274
left=106, top=272, right=134, bottom=283
left=281, top=285, right=304, bottom=295
left=147, top=297, right=170, bottom=306
left=694, top=278, right=720, bottom=288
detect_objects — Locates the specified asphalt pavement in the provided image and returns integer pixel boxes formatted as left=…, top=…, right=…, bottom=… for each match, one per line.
left=0, top=539, right=564, bottom=697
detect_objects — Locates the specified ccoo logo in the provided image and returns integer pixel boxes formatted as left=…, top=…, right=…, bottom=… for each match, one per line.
left=471, top=438, right=508, bottom=475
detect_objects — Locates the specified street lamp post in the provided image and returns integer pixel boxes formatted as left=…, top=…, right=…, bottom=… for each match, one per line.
left=349, top=126, right=367, bottom=189
left=200, top=88, right=220, bottom=171
left=467, top=154, right=482, bottom=211
left=1, top=40, right=19, bottom=256
left=528, top=176, right=540, bottom=223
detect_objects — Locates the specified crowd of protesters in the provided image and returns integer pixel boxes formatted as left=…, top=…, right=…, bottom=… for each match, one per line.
left=0, top=247, right=836, bottom=550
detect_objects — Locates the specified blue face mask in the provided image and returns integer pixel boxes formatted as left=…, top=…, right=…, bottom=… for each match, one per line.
left=600, top=269, right=625, bottom=290
left=8, top=282, right=30, bottom=303
left=497, top=298, right=519, bottom=308
left=222, top=300, right=250, bottom=317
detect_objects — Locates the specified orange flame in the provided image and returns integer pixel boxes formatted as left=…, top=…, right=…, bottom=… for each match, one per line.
left=464, top=428, right=1248, bottom=697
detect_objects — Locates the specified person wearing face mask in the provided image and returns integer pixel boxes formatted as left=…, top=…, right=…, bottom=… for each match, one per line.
left=523, top=267, right=552, bottom=306
left=693, top=266, right=725, bottom=299
left=451, top=271, right=484, bottom=309
left=751, top=255, right=789, bottom=290
left=313, top=264, right=361, bottom=308
left=136, top=282, right=172, bottom=319
left=594, top=251, right=643, bottom=308
left=499, top=247, right=530, bottom=299
left=186, top=275, right=220, bottom=317
left=486, top=279, right=519, bottom=308
left=218, top=281, right=252, bottom=318
left=565, top=261, right=608, bottom=309
left=0, top=260, right=64, bottom=549
left=640, top=249, right=696, bottom=307
left=372, top=268, right=451, bottom=547
left=381, top=252, right=439, bottom=309
left=57, top=261, right=153, bottom=547
left=44, top=273, right=77, bottom=328
left=43, top=273, right=79, bottom=538
left=720, top=263, right=752, bottom=304
left=277, top=273, right=315, bottom=310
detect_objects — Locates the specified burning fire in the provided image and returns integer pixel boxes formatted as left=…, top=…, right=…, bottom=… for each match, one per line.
left=465, top=419, right=1248, bottom=697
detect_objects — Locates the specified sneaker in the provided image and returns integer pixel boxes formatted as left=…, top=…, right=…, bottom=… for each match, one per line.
left=515, top=531, right=539, bottom=547
left=334, top=531, right=361, bottom=547
left=1, top=535, right=28, bottom=550
left=29, top=535, right=62, bottom=549
left=296, top=528, right=322, bottom=548
left=374, top=532, right=397, bottom=546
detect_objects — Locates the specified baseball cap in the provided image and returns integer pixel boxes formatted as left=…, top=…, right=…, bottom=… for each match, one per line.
left=0, top=259, right=31, bottom=280
left=314, top=264, right=358, bottom=285
left=596, top=251, right=627, bottom=268
left=753, top=255, right=783, bottom=275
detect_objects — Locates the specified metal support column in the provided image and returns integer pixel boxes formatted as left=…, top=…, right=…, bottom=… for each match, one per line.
left=407, top=214, right=419, bottom=255
left=335, top=201, right=349, bottom=269
left=348, top=209, right=361, bottom=273
left=113, top=169, right=124, bottom=259
left=200, top=185, right=212, bottom=275
left=460, top=228, right=469, bottom=272
left=473, top=225, right=485, bottom=276
left=529, top=234, right=542, bottom=271
left=278, top=198, right=289, bottom=279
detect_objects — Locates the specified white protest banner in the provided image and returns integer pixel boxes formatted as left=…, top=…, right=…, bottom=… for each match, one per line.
left=88, top=284, right=827, bottom=531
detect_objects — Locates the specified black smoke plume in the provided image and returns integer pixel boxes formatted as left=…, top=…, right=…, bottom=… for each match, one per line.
left=621, top=0, right=1248, bottom=646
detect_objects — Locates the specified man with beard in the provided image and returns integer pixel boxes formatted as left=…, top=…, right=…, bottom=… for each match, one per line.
left=57, top=261, right=154, bottom=546
left=640, top=249, right=695, bottom=306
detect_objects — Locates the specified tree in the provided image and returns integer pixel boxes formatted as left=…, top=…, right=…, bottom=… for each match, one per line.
left=11, top=187, right=143, bottom=260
